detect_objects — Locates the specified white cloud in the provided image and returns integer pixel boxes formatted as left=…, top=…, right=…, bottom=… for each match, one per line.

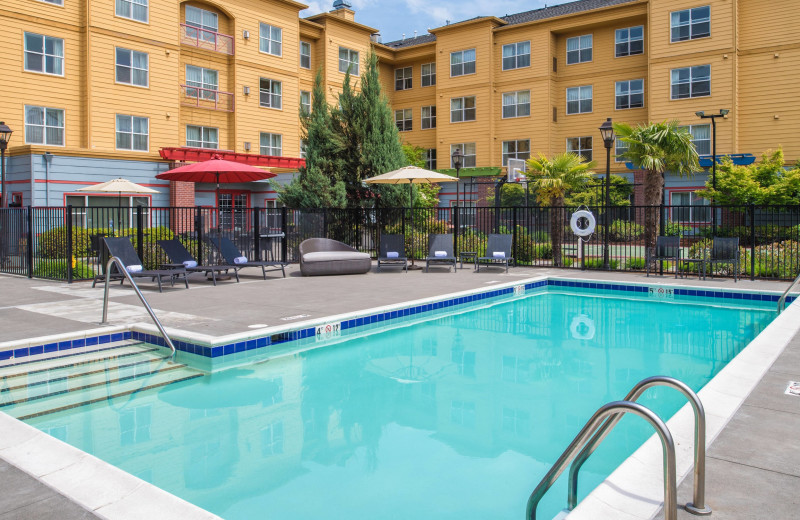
left=400, top=0, right=548, bottom=27
left=300, top=0, right=326, bottom=16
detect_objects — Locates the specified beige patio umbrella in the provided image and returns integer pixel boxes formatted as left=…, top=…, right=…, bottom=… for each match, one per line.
left=77, top=178, right=159, bottom=230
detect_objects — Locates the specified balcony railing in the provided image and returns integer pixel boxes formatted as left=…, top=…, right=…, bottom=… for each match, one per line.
left=181, top=85, right=235, bottom=112
left=180, top=24, right=234, bottom=55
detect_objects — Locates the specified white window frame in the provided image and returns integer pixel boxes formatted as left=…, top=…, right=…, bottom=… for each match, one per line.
left=566, top=136, right=592, bottom=162
left=300, top=91, right=311, bottom=114
left=39, top=0, right=64, bottom=5
left=671, top=65, right=711, bottom=99
left=300, top=139, right=308, bottom=159
left=115, top=47, right=148, bottom=87
left=502, top=41, right=531, bottom=70
left=394, top=109, right=412, bottom=132
left=502, top=139, right=530, bottom=166
left=566, top=85, right=592, bottom=115
left=671, top=6, right=710, bottom=43
left=566, top=34, right=592, bottom=65
left=450, top=96, right=476, bottom=123
left=615, top=25, right=643, bottom=57
left=23, top=32, right=64, bottom=76
left=450, top=49, right=476, bottom=77
left=338, top=47, right=359, bottom=75
left=681, top=124, right=711, bottom=155
left=502, top=90, right=530, bottom=119
left=425, top=148, right=436, bottom=170
left=116, top=0, right=148, bottom=23
left=670, top=191, right=711, bottom=223
left=259, top=22, right=282, bottom=56
left=615, top=139, right=629, bottom=162
left=421, top=62, right=436, bottom=87
left=24, top=105, right=65, bottom=146
left=184, top=5, right=217, bottom=43
left=186, top=125, right=218, bottom=149
left=115, top=114, right=149, bottom=152
left=260, top=132, right=282, bottom=156
left=615, top=79, right=644, bottom=110
left=450, top=143, right=476, bottom=168
left=259, top=78, right=282, bottom=109
left=395, top=66, right=412, bottom=91
left=421, top=105, right=436, bottom=129
left=300, top=41, right=311, bottom=69
left=185, top=65, right=218, bottom=100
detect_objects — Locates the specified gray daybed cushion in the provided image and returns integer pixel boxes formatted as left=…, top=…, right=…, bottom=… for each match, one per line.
left=299, top=238, right=371, bottom=276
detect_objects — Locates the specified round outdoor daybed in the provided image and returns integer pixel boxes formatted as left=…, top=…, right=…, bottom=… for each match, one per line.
left=299, top=238, right=372, bottom=276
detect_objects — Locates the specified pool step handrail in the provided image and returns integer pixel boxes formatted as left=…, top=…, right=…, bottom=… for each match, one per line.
left=568, top=376, right=712, bottom=516
left=526, top=400, right=677, bottom=520
left=100, top=256, right=177, bottom=359
left=777, top=270, right=800, bottom=312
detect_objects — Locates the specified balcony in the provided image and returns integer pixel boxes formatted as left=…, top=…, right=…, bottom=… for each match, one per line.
left=180, top=24, right=234, bottom=55
left=181, top=85, right=234, bottom=112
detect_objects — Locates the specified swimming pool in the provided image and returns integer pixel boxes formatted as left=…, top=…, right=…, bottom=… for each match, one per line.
left=6, top=283, right=777, bottom=519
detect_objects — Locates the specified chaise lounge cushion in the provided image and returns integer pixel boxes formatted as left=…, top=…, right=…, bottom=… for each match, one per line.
left=299, top=238, right=372, bottom=276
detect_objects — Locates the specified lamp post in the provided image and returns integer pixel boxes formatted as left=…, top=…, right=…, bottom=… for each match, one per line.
left=0, top=122, right=13, bottom=208
left=451, top=147, right=463, bottom=228
left=599, top=117, right=614, bottom=270
left=696, top=109, right=729, bottom=236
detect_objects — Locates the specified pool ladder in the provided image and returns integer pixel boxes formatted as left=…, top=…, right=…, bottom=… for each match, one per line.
left=526, top=376, right=712, bottom=520
left=100, top=256, right=177, bottom=359
left=777, top=270, right=800, bottom=312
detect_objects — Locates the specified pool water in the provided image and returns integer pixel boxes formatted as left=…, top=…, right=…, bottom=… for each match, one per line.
left=24, top=289, right=775, bottom=519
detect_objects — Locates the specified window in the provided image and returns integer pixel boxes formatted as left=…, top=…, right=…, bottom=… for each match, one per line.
left=671, top=65, right=710, bottom=99
left=115, top=47, right=148, bottom=87
left=394, top=109, right=412, bottom=132
left=502, top=41, right=530, bottom=70
left=425, top=149, right=436, bottom=170
left=186, top=125, right=218, bottom=149
left=115, top=115, right=148, bottom=151
left=186, top=65, right=218, bottom=100
left=566, top=85, right=592, bottom=114
left=421, top=62, right=436, bottom=87
left=566, top=34, right=592, bottom=64
left=502, top=407, right=531, bottom=436
left=40, top=0, right=64, bottom=5
left=338, top=47, right=359, bottom=74
left=671, top=6, right=710, bottom=42
left=451, top=346, right=476, bottom=377
left=259, top=78, right=282, bottom=109
left=421, top=106, right=436, bottom=129
left=450, top=143, right=476, bottom=168
left=300, top=91, right=311, bottom=114
left=119, top=406, right=151, bottom=445
left=450, top=400, right=476, bottom=427
left=395, top=67, right=412, bottom=91
left=300, top=139, right=308, bottom=159
left=450, top=49, right=476, bottom=77
left=502, top=140, right=530, bottom=166
left=450, top=96, right=476, bottom=123
left=671, top=192, right=710, bottom=223
left=185, top=6, right=217, bottom=41
left=260, top=133, right=282, bottom=156
left=259, top=23, right=282, bottom=56
left=116, top=0, right=148, bottom=22
left=567, top=137, right=592, bottom=162
left=24, top=33, right=64, bottom=76
left=615, top=139, right=629, bottom=162
left=615, top=26, right=643, bottom=57
left=260, top=422, right=284, bottom=456
left=300, top=41, right=311, bottom=69
left=502, top=90, right=530, bottom=118
left=25, top=105, right=64, bottom=146
left=615, top=79, right=644, bottom=109
left=681, top=124, right=711, bottom=155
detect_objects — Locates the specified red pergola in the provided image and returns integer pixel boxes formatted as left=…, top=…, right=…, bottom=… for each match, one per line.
left=159, top=147, right=306, bottom=169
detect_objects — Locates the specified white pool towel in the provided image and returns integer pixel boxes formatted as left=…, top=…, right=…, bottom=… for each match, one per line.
left=493, top=251, right=506, bottom=258
left=434, top=250, right=447, bottom=257
left=182, top=260, right=198, bottom=268
left=386, top=251, right=399, bottom=258
left=233, top=256, right=248, bottom=265
left=126, top=265, right=143, bottom=273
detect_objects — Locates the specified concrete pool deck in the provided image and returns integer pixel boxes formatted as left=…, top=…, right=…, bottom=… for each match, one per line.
left=0, top=266, right=797, bottom=519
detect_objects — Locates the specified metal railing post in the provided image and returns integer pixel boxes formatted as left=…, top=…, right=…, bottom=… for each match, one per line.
left=750, top=204, right=756, bottom=281
left=66, top=205, right=74, bottom=283
left=253, top=207, right=260, bottom=260
left=195, top=206, right=203, bottom=264
left=280, top=206, right=288, bottom=264
left=512, top=206, right=518, bottom=262
left=136, top=206, right=144, bottom=262
left=26, top=207, right=34, bottom=278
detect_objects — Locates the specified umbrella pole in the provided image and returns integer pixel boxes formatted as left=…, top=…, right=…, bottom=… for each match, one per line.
left=216, top=172, right=221, bottom=235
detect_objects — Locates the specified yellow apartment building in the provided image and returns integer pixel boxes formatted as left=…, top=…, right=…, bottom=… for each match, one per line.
left=1, top=0, right=797, bottom=216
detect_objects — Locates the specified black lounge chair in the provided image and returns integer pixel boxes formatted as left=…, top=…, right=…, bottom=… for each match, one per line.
left=158, top=239, right=239, bottom=286
left=377, top=234, right=408, bottom=273
left=646, top=236, right=681, bottom=278
left=707, top=237, right=740, bottom=282
left=476, top=234, right=514, bottom=273
left=210, top=236, right=286, bottom=279
left=424, top=234, right=456, bottom=273
left=93, top=237, right=188, bottom=292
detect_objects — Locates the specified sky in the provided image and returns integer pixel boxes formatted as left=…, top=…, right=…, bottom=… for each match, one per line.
left=299, top=0, right=559, bottom=43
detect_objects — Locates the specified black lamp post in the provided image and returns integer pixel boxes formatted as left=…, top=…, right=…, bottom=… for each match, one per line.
left=451, top=147, right=463, bottom=226
left=599, top=117, right=614, bottom=270
left=0, top=122, right=13, bottom=208
left=696, top=109, right=729, bottom=236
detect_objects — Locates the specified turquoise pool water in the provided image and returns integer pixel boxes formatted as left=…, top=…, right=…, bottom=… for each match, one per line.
left=25, top=288, right=775, bottom=519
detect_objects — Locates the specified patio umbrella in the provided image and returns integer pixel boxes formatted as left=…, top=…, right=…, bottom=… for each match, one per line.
left=77, top=177, right=159, bottom=230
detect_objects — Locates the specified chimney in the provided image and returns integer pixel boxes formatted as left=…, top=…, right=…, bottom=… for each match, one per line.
left=330, top=0, right=355, bottom=21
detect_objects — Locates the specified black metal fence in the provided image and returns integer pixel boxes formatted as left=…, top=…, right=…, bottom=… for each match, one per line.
left=1, top=204, right=799, bottom=281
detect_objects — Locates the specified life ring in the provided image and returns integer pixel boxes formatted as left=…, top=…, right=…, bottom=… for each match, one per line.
left=570, top=209, right=596, bottom=237
left=570, top=314, right=596, bottom=340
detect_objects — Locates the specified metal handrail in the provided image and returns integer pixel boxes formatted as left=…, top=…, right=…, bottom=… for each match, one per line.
left=100, top=256, right=176, bottom=358
left=526, top=401, right=677, bottom=520
left=777, top=270, right=800, bottom=312
left=569, top=376, right=711, bottom=515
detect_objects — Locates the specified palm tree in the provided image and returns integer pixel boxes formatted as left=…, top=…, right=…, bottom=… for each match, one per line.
left=527, top=153, right=596, bottom=267
left=614, top=120, right=699, bottom=251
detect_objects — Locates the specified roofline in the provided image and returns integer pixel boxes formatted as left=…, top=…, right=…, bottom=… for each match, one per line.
left=429, top=16, right=507, bottom=34
left=305, top=11, right=379, bottom=34
left=379, top=40, right=436, bottom=51
left=299, top=18, right=324, bottom=30
left=494, top=0, right=647, bottom=32
left=270, top=0, right=309, bottom=12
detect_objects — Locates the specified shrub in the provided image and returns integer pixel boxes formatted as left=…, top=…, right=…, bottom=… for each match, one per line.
left=581, top=258, right=620, bottom=270
left=664, top=222, right=691, bottom=237
left=33, top=259, right=93, bottom=280
left=626, top=257, right=645, bottom=270
left=608, top=220, right=644, bottom=242
left=38, top=227, right=113, bottom=259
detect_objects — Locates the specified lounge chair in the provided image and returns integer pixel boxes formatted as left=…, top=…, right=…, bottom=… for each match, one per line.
left=707, top=237, right=740, bottom=282
left=646, top=236, right=681, bottom=278
left=377, top=234, right=408, bottom=273
left=158, top=239, right=239, bottom=286
left=93, top=237, right=188, bottom=292
left=209, top=236, right=286, bottom=279
left=424, top=234, right=456, bottom=273
left=476, top=234, right=514, bottom=273
left=299, top=238, right=371, bottom=276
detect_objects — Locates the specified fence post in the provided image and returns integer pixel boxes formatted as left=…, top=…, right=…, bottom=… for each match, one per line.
left=659, top=203, right=666, bottom=276
left=512, top=206, right=518, bottom=262
left=750, top=204, right=756, bottom=281
left=26, top=207, right=34, bottom=278
left=253, top=207, right=261, bottom=261
left=136, top=206, right=144, bottom=261
left=281, top=206, right=288, bottom=264
left=454, top=206, right=460, bottom=258
left=195, top=206, right=203, bottom=264
left=66, top=205, right=74, bottom=283
left=323, top=208, right=328, bottom=239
